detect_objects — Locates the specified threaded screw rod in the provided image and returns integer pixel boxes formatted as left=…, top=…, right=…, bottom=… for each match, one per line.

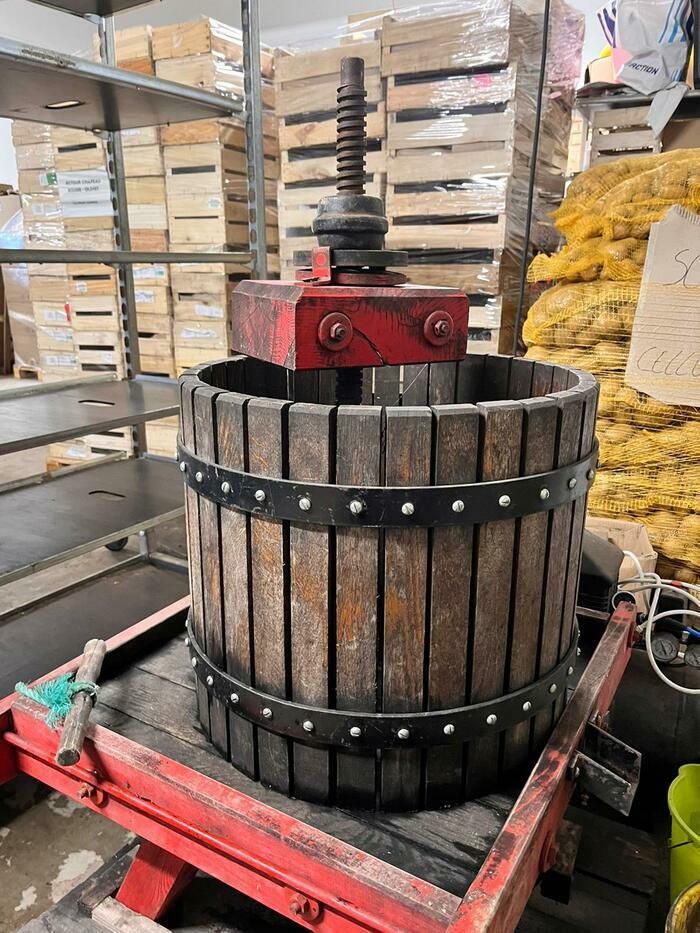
left=337, top=57, right=367, bottom=194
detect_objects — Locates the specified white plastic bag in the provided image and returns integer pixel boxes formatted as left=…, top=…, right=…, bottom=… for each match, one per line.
left=615, top=0, right=692, bottom=94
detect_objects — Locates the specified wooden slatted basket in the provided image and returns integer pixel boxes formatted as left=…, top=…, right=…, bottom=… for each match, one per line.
left=180, top=354, right=598, bottom=811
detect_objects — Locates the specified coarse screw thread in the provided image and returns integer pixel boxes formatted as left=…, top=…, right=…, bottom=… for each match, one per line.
left=337, top=57, right=367, bottom=194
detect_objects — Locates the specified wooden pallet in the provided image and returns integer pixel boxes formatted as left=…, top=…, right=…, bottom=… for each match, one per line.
left=12, top=363, right=41, bottom=380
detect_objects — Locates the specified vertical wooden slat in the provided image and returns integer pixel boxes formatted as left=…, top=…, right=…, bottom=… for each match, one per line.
left=502, top=398, right=558, bottom=772
left=318, top=370, right=338, bottom=404
left=428, top=361, right=457, bottom=404
left=425, top=404, right=479, bottom=807
left=402, top=364, right=429, bottom=405
left=480, top=355, right=511, bottom=401
left=247, top=397, right=291, bottom=793
left=287, top=370, right=319, bottom=403
left=531, top=361, right=555, bottom=398
left=216, top=391, right=256, bottom=779
left=194, top=386, right=227, bottom=756
left=381, top=407, right=432, bottom=810
left=374, top=366, right=401, bottom=406
left=335, top=406, right=382, bottom=808
left=466, top=400, right=523, bottom=796
left=508, top=358, right=534, bottom=401
left=179, top=376, right=210, bottom=739
left=533, top=392, right=585, bottom=749
left=288, top=403, right=333, bottom=803
left=456, top=355, right=485, bottom=403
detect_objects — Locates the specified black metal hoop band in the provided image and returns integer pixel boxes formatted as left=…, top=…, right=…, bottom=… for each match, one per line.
left=177, top=439, right=597, bottom=528
left=186, top=617, right=578, bottom=750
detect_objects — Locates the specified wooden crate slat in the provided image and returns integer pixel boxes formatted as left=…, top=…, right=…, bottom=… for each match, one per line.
left=388, top=111, right=515, bottom=151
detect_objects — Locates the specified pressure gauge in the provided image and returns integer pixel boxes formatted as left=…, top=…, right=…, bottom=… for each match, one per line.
left=684, top=643, right=700, bottom=668
left=650, top=631, right=681, bottom=664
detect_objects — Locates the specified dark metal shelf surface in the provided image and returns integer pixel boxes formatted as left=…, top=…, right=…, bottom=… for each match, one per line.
left=26, top=0, right=161, bottom=17
left=0, top=377, right=179, bottom=455
left=0, top=561, right=189, bottom=701
left=0, top=457, right=185, bottom=585
left=576, top=87, right=700, bottom=115
left=0, top=37, right=242, bottom=131
left=0, top=248, right=252, bottom=265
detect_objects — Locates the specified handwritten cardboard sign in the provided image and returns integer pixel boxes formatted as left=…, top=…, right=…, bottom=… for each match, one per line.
left=625, top=206, right=700, bottom=407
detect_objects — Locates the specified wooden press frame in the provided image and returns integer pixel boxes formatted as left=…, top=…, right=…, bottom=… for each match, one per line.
left=0, top=597, right=637, bottom=933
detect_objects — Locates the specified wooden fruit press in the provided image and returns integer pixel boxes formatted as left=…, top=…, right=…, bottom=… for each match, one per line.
left=0, top=59, right=644, bottom=932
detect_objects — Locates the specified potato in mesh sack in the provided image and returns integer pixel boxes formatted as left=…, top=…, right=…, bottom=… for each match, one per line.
left=522, top=281, right=639, bottom=349
left=529, top=237, right=648, bottom=284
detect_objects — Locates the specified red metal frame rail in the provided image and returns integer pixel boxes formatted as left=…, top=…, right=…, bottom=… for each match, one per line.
left=0, top=599, right=637, bottom=933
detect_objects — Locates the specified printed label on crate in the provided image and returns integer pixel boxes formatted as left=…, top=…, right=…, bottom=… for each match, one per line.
left=98, top=351, right=117, bottom=364
left=57, top=170, right=112, bottom=219
left=43, top=353, right=75, bottom=367
left=179, top=327, right=217, bottom=340
left=74, top=281, right=88, bottom=294
left=28, top=202, right=59, bottom=217
left=37, top=306, right=70, bottom=324
left=133, top=265, right=167, bottom=280
left=194, top=303, right=224, bottom=319
left=135, top=289, right=155, bottom=304
left=207, top=196, right=223, bottom=210
left=626, top=207, right=700, bottom=407
left=42, top=327, right=72, bottom=342
left=39, top=171, right=58, bottom=187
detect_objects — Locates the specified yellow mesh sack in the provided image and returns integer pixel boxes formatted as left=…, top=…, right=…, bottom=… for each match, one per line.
left=528, top=236, right=648, bottom=284
left=524, top=279, right=700, bottom=584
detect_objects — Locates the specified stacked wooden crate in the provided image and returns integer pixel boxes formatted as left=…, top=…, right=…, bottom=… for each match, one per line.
left=275, top=38, right=386, bottom=277
left=153, top=18, right=279, bottom=374
left=381, top=0, right=580, bottom=353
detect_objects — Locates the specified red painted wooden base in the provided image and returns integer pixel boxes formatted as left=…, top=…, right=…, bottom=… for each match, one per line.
left=116, top=840, right=197, bottom=920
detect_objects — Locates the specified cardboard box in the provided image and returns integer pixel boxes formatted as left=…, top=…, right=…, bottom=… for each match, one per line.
left=586, top=516, right=658, bottom=612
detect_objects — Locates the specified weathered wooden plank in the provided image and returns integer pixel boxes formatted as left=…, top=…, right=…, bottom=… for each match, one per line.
left=216, top=391, right=256, bottom=779
left=508, top=358, right=534, bottom=400
left=402, top=364, right=429, bottom=405
left=179, top=376, right=210, bottom=739
left=531, top=361, right=555, bottom=397
left=502, top=397, right=558, bottom=771
left=373, top=366, right=401, bottom=406
left=194, top=386, right=227, bottom=757
left=381, top=407, right=432, bottom=809
left=335, top=406, right=382, bottom=808
left=466, top=401, right=523, bottom=796
left=288, top=403, right=333, bottom=803
left=426, top=404, right=479, bottom=806
left=456, top=355, right=486, bottom=403
left=428, top=362, right=458, bottom=404
left=533, top=392, right=585, bottom=748
left=481, top=354, right=511, bottom=401
left=247, top=397, right=291, bottom=793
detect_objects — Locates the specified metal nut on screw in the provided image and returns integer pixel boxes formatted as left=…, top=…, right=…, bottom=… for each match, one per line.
left=401, top=502, right=415, bottom=516
left=349, top=499, right=365, bottom=515
left=262, top=707, right=273, bottom=720
left=433, top=319, right=450, bottom=338
left=452, top=499, right=465, bottom=513
left=303, top=720, right=315, bottom=733
left=299, top=496, right=312, bottom=511
left=499, top=494, right=511, bottom=508
left=221, top=481, right=230, bottom=494
left=443, top=723, right=455, bottom=736
left=329, top=323, right=347, bottom=341
left=350, top=726, right=362, bottom=738
left=397, top=728, right=410, bottom=740
left=486, top=713, right=498, bottom=726
left=195, top=471, right=203, bottom=483
left=254, top=489, right=266, bottom=503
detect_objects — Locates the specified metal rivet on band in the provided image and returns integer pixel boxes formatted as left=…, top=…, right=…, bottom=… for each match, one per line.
left=486, top=713, right=498, bottom=726
left=299, top=496, right=312, bottom=511
left=254, top=489, right=266, bottom=503
left=586, top=468, right=595, bottom=481
left=191, top=658, right=197, bottom=668
left=179, top=461, right=187, bottom=473
left=568, top=477, right=577, bottom=489
left=206, top=675, right=214, bottom=687
left=539, top=488, right=550, bottom=500
left=452, top=500, right=465, bottom=513
left=262, top=707, right=273, bottom=720
left=499, top=495, right=511, bottom=508
left=349, top=499, right=364, bottom=515
left=397, top=728, right=410, bottom=740
left=350, top=726, right=362, bottom=738
left=230, top=693, right=239, bottom=705
left=567, top=666, right=574, bottom=676
left=549, top=683, right=557, bottom=694
left=522, top=700, right=532, bottom=712
left=184, top=636, right=190, bottom=647
left=221, top=481, right=230, bottom=494
left=443, top=723, right=455, bottom=736
left=401, top=502, right=415, bottom=516
left=303, top=720, right=315, bottom=733
left=195, top=471, right=203, bottom=483
left=576, top=646, right=582, bottom=657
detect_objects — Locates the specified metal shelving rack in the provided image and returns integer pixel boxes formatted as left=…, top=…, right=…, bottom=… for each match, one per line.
left=0, top=1, right=266, bottom=597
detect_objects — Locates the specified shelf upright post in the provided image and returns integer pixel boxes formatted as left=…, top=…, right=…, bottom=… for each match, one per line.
left=241, top=0, right=267, bottom=279
left=97, top=15, right=146, bottom=456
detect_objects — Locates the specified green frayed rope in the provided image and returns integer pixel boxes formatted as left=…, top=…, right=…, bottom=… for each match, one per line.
left=15, top=673, right=99, bottom=728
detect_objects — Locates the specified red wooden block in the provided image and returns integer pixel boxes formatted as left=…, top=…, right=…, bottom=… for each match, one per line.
left=230, top=280, right=470, bottom=371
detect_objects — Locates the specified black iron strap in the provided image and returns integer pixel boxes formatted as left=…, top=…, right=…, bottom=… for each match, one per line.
left=177, top=439, right=597, bottom=528
left=186, top=617, right=579, bottom=750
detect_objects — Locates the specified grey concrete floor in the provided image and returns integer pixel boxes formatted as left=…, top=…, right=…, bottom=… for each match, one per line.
left=0, top=375, right=166, bottom=932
